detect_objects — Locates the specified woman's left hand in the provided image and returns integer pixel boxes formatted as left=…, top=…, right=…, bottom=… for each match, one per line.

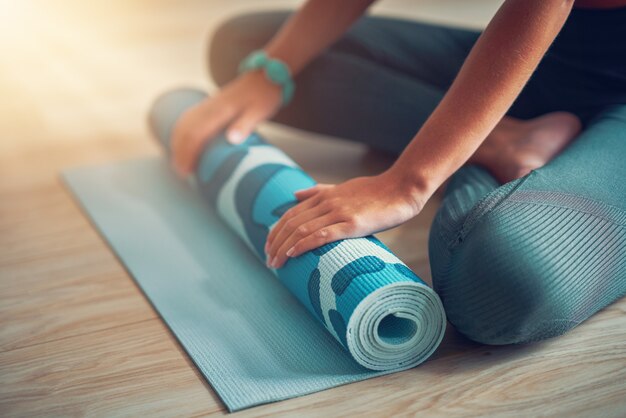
left=264, top=168, right=427, bottom=269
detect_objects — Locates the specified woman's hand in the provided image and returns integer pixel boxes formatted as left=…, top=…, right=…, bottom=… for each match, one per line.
left=264, top=168, right=428, bottom=269
left=171, top=71, right=282, bottom=175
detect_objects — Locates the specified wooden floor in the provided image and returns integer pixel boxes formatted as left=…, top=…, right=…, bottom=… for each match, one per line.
left=1, top=1, right=624, bottom=416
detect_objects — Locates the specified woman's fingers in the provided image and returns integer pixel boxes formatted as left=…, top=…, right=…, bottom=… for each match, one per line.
left=267, top=185, right=330, bottom=252
left=272, top=222, right=352, bottom=268
left=172, top=103, right=237, bottom=175
left=226, top=107, right=268, bottom=144
left=266, top=199, right=332, bottom=259
left=267, top=213, right=343, bottom=268
left=265, top=184, right=333, bottom=257
left=266, top=194, right=321, bottom=248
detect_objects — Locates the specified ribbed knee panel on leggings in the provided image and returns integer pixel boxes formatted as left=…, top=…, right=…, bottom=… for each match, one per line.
left=429, top=166, right=626, bottom=345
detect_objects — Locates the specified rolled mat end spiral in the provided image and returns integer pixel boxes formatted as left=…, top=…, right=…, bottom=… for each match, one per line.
left=348, top=281, right=445, bottom=370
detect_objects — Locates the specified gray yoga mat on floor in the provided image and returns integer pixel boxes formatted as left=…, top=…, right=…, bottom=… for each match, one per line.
left=63, top=157, right=431, bottom=411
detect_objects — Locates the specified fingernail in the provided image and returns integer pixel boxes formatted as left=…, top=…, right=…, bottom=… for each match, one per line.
left=270, top=257, right=278, bottom=269
left=227, top=130, right=243, bottom=144
left=286, top=247, right=294, bottom=257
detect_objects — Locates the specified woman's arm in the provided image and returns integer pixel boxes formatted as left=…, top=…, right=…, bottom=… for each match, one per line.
left=265, top=0, right=575, bottom=269
left=172, top=0, right=376, bottom=174
left=265, top=0, right=376, bottom=76
left=393, top=0, right=575, bottom=201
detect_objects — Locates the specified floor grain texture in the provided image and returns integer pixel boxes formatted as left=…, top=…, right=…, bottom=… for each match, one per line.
left=1, top=1, right=624, bottom=417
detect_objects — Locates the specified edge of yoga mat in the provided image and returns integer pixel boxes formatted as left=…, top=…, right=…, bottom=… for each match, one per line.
left=60, top=156, right=418, bottom=412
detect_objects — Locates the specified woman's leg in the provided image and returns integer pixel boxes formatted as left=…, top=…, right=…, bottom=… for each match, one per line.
left=209, top=11, right=581, bottom=181
left=429, top=105, right=626, bottom=344
left=209, top=11, right=476, bottom=154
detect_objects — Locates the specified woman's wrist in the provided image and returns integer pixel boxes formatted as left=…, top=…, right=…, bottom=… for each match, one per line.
left=238, top=50, right=295, bottom=106
left=383, top=163, right=434, bottom=216
left=236, top=70, right=283, bottom=102
left=263, top=44, right=301, bottom=76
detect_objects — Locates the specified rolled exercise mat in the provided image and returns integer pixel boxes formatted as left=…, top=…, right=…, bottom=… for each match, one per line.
left=149, top=88, right=446, bottom=371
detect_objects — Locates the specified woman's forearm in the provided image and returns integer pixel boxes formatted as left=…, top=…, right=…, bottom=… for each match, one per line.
left=264, top=0, right=376, bottom=75
left=392, top=0, right=575, bottom=202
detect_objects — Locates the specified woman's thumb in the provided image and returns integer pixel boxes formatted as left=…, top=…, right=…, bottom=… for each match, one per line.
left=226, top=110, right=264, bottom=144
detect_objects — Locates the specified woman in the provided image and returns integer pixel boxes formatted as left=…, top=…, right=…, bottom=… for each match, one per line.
left=171, top=0, right=626, bottom=344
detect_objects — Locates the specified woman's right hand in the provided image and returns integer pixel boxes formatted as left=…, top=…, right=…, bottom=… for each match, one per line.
left=171, top=70, right=283, bottom=176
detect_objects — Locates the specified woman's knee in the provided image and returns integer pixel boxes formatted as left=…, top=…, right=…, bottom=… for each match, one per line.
left=428, top=180, right=616, bottom=345
left=431, top=213, right=547, bottom=344
left=208, top=11, right=290, bottom=87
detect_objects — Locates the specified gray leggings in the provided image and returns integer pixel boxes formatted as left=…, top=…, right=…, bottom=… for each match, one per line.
left=208, top=10, right=626, bottom=344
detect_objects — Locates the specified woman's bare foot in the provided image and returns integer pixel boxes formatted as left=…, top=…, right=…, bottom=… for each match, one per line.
left=470, top=112, right=582, bottom=184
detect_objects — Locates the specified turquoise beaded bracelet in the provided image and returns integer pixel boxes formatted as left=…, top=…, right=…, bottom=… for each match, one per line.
left=238, top=50, right=295, bottom=106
